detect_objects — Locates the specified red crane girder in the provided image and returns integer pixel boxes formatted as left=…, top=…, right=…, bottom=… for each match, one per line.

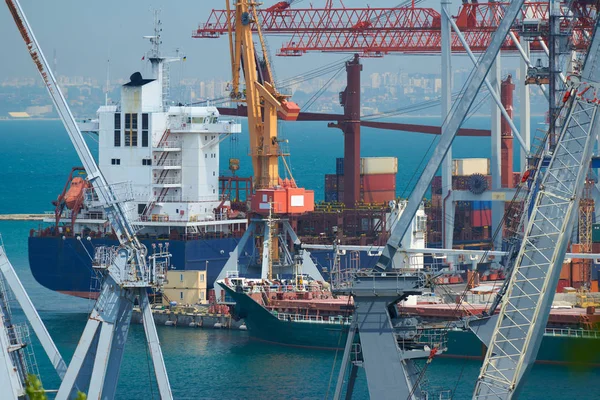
left=193, top=7, right=442, bottom=37
left=194, top=1, right=597, bottom=55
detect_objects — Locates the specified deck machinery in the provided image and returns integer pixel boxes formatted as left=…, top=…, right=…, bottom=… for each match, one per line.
left=5, top=0, right=174, bottom=398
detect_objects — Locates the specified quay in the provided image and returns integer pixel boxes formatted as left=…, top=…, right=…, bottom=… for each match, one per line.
left=132, top=307, right=246, bottom=330
left=0, top=214, right=46, bottom=221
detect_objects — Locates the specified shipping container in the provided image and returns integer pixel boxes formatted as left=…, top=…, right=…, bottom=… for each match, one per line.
left=452, top=158, right=490, bottom=176
left=361, top=157, right=398, bottom=175
left=593, top=223, right=600, bottom=242
left=559, top=262, right=571, bottom=281
left=556, top=279, right=570, bottom=293
left=362, top=190, right=396, bottom=204
left=472, top=201, right=492, bottom=210
left=472, top=209, right=492, bottom=227
left=336, top=158, right=345, bottom=175
left=324, top=174, right=338, bottom=191
left=337, top=174, right=345, bottom=191
left=362, top=173, right=396, bottom=192
left=324, top=190, right=338, bottom=203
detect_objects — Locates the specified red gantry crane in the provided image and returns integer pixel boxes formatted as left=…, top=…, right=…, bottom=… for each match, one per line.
left=195, top=1, right=596, bottom=208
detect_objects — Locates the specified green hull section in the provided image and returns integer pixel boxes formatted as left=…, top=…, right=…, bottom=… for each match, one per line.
left=222, top=284, right=600, bottom=364
left=222, top=283, right=348, bottom=349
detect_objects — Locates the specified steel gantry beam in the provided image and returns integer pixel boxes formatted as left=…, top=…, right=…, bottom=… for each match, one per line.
left=195, top=2, right=595, bottom=56
left=5, top=1, right=173, bottom=398
left=473, top=18, right=600, bottom=399
left=374, top=0, right=530, bottom=272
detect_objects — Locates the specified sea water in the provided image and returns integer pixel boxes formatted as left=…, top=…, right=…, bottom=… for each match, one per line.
left=0, top=119, right=598, bottom=399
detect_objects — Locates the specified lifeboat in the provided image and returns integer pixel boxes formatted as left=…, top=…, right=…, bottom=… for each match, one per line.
left=64, top=177, right=86, bottom=209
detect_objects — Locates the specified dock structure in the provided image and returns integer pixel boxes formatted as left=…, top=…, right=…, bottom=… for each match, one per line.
left=0, top=214, right=46, bottom=221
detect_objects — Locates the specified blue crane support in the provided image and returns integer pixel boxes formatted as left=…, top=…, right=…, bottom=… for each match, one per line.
left=4, top=1, right=173, bottom=398
left=473, top=17, right=600, bottom=400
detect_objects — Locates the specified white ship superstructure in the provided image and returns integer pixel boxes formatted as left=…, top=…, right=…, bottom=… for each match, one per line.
left=47, top=24, right=245, bottom=240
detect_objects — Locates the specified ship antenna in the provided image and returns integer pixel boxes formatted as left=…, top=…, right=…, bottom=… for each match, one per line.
left=150, top=9, right=162, bottom=58
left=105, top=52, right=110, bottom=106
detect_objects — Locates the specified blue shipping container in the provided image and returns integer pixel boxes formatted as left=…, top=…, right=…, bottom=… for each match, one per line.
left=472, top=201, right=492, bottom=210
left=325, top=191, right=338, bottom=202
left=336, top=158, right=345, bottom=175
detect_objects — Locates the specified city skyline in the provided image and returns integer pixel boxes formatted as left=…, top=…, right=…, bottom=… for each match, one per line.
left=0, top=0, right=535, bottom=89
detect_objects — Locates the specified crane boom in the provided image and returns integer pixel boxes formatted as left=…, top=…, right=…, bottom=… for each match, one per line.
left=473, top=18, right=600, bottom=399
left=5, top=1, right=172, bottom=397
left=5, top=1, right=137, bottom=247
left=228, top=0, right=313, bottom=215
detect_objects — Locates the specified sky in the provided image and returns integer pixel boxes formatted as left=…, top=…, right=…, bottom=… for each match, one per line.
left=0, top=0, right=486, bottom=86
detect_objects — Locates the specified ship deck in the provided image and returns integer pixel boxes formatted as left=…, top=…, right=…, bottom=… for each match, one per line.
left=402, top=303, right=600, bottom=326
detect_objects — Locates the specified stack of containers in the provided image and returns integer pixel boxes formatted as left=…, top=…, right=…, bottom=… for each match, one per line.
left=471, top=200, right=492, bottom=227
left=323, top=157, right=397, bottom=204
left=324, top=174, right=339, bottom=202
left=361, top=157, right=397, bottom=203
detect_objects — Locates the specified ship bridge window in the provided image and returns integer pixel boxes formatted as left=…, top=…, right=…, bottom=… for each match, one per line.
left=142, top=159, right=152, bottom=166
left=114, top=113, right=121, bottom=147
left=111, top=158, right=121, bottom=165
left=125, top=113, right=138, bottom=147
left=142, top=113, right=149, bottom=129
left=416, top=215, right=426, bottom=232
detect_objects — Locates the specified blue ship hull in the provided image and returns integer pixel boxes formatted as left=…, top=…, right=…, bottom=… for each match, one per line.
left=28, top=236, right=376, bottom=297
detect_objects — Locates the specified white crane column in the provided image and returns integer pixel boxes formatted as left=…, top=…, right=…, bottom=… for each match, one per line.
left=519, top=37, right=531, bottom=172
left=441, top=0, right=454, bottom=261
left=490, top=55, right=503, bottom=252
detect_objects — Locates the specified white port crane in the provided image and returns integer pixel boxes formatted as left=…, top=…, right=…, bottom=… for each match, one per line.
left=472, top=17, right=600, bottom=400
left=332, top=0, right=600, bottom=397
left=5, top=1, right=173, bottom=398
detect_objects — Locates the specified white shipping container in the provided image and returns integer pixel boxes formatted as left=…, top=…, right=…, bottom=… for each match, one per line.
left=360, top=157, right=398, bottom=175
left=452, top=158, right=490, bottom=176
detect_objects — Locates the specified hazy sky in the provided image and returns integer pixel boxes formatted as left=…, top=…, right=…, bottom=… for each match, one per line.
left=0, top=0, right=495, bottom=85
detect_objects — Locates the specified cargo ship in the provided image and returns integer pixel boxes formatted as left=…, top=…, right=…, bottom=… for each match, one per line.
left=219, top=276, right=600, bottom=365
left=27, top=32, right=410, bottom=299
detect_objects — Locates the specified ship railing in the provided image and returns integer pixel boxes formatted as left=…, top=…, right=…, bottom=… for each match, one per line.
left=157, top=194, right=221, bottom=203
left=241, top=283, right=329, bottom=295
left=153, top=140, right=182, bottom=149
left=332, top=269, right=428, bottom=293
left=154, top=158, right=182, bottom=167
left=84, top=182, right=134, bottom=205
left=274, top=312, right=351, bottom=325
left=544, top=328, right=600, bottom=339
left=152, top=176, right=182, bottom=185
left=396, top=328, right=448, bottom=353
left=169, top=119, right=241, bottom=134
left=92, top=246, right=117, bottom=270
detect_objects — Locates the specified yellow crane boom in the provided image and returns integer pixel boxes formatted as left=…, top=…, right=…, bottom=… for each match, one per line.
left=227, top=0, right=313, bottom=215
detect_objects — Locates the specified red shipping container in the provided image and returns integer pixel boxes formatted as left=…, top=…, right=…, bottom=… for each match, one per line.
left=556, top=279, right=570, bottom=293
left=362, top=190, right=396, bottom=204
left=472, top=209, right=492, bottom=227
left=361, top=173, right=396, bottom=192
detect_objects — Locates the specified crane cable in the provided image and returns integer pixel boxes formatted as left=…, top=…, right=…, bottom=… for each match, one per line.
left=302, top=65, right=346, bottom=111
